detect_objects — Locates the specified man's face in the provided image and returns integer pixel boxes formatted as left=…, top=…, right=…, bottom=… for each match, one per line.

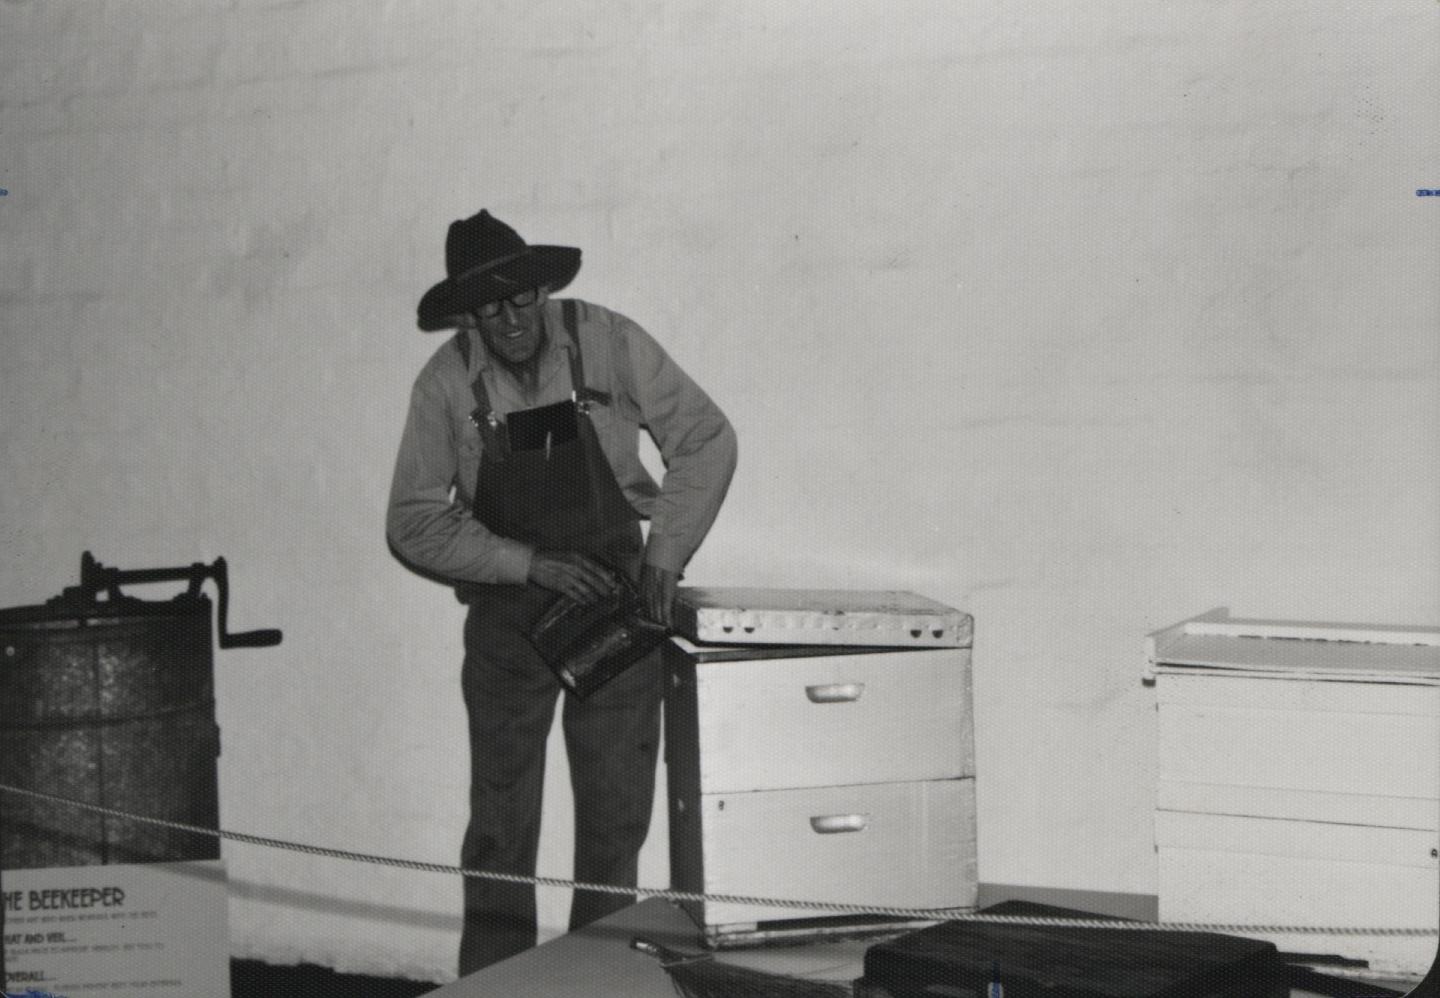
left=473, top=287, right=549, bottom=367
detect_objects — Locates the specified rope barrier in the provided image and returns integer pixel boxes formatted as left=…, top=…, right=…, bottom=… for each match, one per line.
left=1, top=781, right=1434, bottom=938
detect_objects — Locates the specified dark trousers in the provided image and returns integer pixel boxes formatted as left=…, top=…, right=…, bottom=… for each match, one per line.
left=457, top=584, right=664, bottom=976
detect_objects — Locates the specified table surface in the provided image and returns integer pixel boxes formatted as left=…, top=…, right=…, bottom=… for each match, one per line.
left=427, top=897, right=870, bottom=997
left=428, top=897, right=1421, bottom=998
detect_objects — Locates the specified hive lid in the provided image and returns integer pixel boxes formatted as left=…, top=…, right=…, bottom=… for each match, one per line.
left=1146, top=607, right=1440, bottom=685
left=674, top=587, right=971, bottom=648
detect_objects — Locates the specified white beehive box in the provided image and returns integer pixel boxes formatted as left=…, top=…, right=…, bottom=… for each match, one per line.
left=1147, top=608, right=1440, bottom=980
left=666, top=589, right=976, bottom=947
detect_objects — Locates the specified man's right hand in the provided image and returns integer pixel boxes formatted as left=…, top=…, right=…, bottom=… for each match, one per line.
left=527, top=550, right=618, bottom=604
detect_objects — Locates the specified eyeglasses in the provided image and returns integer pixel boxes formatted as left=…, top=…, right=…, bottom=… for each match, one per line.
left=476, top=288, right=539, bottom=318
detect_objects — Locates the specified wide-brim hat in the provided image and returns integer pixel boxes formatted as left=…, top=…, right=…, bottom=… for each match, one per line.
left=416, top=209, right=581, bottom=332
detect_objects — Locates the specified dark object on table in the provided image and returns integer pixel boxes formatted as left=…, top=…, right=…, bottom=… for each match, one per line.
left=529, top=573, right=669, bottom=698
left=1276, top=950, right=1411, bottom=998
left=632, top=937, right=854, bottom=998
left=858, top=901, right=1288, bottom=998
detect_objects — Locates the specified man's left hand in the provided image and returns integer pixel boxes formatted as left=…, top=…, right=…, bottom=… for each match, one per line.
left=638, top=563, right=679, bottom=629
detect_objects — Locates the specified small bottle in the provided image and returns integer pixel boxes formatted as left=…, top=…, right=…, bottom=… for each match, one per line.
left=987, top=960, right=1004, bottom=998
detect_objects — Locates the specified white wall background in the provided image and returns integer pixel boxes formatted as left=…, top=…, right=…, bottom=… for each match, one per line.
left=1, top=0, right=1436, bottom=983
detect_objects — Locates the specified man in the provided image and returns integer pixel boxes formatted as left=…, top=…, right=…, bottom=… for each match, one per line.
left=386, top=209, right=737, bottom=974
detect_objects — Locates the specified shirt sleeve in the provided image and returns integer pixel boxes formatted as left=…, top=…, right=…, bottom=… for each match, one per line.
left=385, top=360, right=535, bottom=586
left=615, top=315, right=738, bottom=575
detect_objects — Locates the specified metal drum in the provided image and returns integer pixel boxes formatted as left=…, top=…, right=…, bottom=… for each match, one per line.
left=0, top=553, right=280, bottom=870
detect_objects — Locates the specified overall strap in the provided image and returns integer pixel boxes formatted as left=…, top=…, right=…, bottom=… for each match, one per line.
left=561, top=299, right=612, bottom=410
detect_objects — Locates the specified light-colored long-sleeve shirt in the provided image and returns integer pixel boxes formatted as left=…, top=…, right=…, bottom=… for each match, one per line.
left=387, top=298, right=737, bottom=587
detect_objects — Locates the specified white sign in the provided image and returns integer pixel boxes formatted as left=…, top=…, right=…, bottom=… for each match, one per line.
left=2, top=861, right=229, bottom=998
